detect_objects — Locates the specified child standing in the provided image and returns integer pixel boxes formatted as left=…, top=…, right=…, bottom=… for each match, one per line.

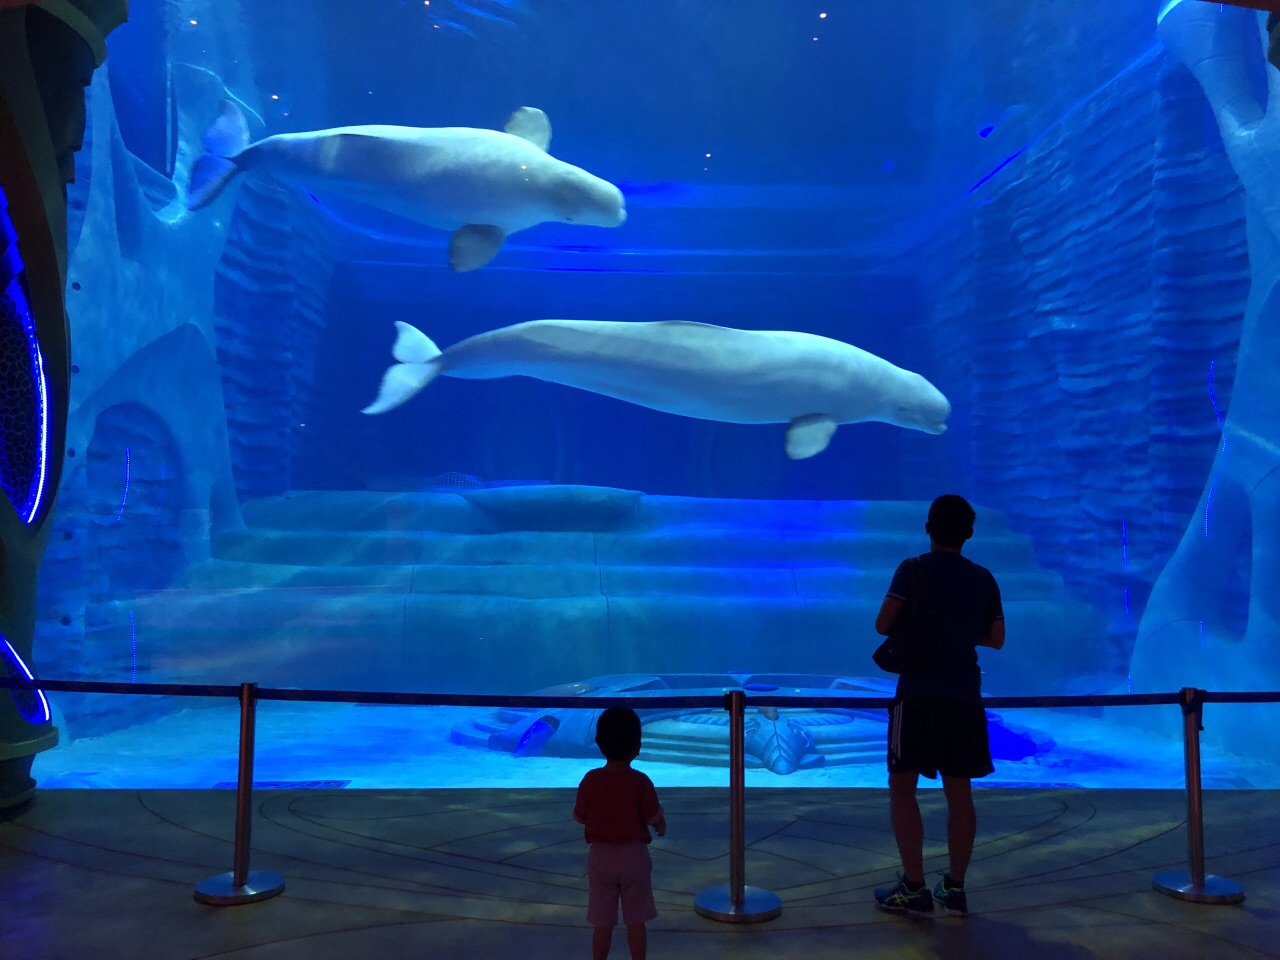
left=574, top=707, right=666, bottom=960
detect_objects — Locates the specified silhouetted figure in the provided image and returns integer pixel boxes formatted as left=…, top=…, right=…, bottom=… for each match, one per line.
left=574, top=707, right=667, bottom=960
left=872, top=494, right=1005, bottom=917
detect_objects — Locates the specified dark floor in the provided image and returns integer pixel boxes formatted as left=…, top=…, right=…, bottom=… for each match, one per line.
left=1, top=788, right=1277, bottom=959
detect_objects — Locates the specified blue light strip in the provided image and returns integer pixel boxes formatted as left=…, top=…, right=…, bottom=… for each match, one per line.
left=967, top=147, right=1029, bottom=195
left=114, top=446, right=131, bottom=525
left=1, top=635, right=51, bottom=725
left=28, top=339, right=48, bottom=525
left=1208, top=359, right=1224, bottom=429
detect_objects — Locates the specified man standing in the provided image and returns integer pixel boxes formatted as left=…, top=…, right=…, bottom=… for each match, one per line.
left=872, top=494, right=1004, bottom=917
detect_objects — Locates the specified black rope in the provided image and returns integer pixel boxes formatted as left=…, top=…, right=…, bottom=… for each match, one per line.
left=1, top=677, right=1277, bottom=709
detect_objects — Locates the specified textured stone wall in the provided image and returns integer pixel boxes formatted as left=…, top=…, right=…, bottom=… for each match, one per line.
left=212, top=180, right=334, bottom=501
left=905, top=53, right=1249, bottom=676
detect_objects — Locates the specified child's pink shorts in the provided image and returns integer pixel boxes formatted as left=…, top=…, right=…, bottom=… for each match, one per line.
left=587, top=840, right=657, bottom=927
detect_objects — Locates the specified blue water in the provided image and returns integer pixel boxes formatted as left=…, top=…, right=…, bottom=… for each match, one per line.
left=13, top=0, right=1279, bottom=788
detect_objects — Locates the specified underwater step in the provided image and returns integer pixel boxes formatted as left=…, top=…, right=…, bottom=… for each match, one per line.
left=88, top=491, right=1104, bottom=696
left=239, top=489, right=1016, bottom=536
left=176, top=559, right=1066, bottom=600
left=93, top=591, right=1102, bottom=698
left=209, top=527, right=1041, bottom=569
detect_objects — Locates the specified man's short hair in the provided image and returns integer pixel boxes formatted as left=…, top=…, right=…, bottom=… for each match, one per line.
left=927, top=494, right=976, bottom=548
left=595, top=706, right=642, bottom=761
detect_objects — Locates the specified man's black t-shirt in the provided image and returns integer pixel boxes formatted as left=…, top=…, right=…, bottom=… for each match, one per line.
left=885, top=550, right=1003, bottom=703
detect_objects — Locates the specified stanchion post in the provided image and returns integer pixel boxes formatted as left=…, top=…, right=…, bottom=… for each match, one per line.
left=693, top=689, right=781, bottom=923
left=195, top=682, right=286, bottom=906
left=1153, top=687, right=1244, bottom=905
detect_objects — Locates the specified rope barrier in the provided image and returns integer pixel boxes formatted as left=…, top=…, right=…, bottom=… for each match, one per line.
left=0, top=676, right=1267, bottom=911
left=6, top=676, right=1273, bottom=709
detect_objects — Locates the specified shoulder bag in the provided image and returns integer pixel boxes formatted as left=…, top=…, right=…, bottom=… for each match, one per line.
left=872, top=557, right=924, bottom=675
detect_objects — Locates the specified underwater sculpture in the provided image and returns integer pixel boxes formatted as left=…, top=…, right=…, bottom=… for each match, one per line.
left=186, top=101, right=626, bottom=271
left=453, top=674, right=1048, bottom=775
left=1131, top=5, right=1280, bottom=720
left=362, top=319, right=950, bottom=458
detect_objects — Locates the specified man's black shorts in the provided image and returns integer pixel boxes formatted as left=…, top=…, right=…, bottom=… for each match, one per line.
left=887, top=695, right=994, bottom=779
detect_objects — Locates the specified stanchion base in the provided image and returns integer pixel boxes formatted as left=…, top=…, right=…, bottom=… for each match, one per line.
left=194, top=870, right=286, bottom=906
left=694, top=884, right=782, bottom=923
left=1153, top=870, right=1245, bottom=905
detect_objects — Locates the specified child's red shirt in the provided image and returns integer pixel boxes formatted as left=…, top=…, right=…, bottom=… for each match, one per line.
left=573, top=765, right=663, bottom=844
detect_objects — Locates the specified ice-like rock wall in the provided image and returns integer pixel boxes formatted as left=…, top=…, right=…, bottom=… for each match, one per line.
left=905, top=46, right=1250, bottom=678
left=1129, top=5, right=1280, bottom=752
left=34, top=5, right=263, bottom=732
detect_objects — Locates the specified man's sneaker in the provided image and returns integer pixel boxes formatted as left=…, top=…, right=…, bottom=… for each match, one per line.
left=932, top=874, right=968, bottom=917
left=874, top=876, right=934, bottom=916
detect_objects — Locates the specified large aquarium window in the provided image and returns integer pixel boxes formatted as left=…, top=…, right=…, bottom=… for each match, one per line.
left=31, top=0, right=1280, bottom=790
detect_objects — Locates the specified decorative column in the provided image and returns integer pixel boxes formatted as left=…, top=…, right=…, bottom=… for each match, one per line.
left=0, top=0, right=125, bottom=809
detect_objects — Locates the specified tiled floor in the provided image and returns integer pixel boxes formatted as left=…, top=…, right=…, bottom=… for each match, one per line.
left=2, top=788, right=1277, bottom=959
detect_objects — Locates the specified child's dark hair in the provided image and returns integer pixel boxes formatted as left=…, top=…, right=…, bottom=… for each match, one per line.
left=595, top=706, right=642, bottom=761
left=926, top=494, right=976, bottom=549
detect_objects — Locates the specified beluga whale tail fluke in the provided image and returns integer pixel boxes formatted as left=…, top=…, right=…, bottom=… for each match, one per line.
left=186, top=101, right=626, bottom=271
left=188, top=101, right=252, bottom=210
left=362, top=319, right=950, bottom=459
left=362, top=322, right=445, bottom=415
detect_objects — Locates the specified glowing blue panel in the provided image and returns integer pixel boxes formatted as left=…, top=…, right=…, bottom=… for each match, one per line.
left=0, top=185, right=50, bottom=526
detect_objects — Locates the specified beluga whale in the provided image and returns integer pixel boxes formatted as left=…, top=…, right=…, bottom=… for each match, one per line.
left=186, top=101, right=627, bottom=271
left=362, top=320, right=950, bottom=459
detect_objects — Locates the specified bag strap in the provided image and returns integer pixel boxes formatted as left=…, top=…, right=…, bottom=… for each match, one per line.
left=908, top=556, right=920, bottom=616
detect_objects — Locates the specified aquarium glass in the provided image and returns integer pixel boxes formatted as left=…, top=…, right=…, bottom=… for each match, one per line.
left=22, top=0, right=1280, bottom=789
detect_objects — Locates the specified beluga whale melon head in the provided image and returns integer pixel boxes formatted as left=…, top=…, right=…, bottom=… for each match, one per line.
left=186, top=102, right=626, bottom=271
left=879, top=371, right=950, bottom=436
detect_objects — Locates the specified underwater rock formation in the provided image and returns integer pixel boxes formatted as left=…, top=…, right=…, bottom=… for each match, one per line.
left=34, top=11, right=277, bottom=731
left=453, top=673, right=1051, bottom=774
left=1130, top=5, right=1280, bottom=739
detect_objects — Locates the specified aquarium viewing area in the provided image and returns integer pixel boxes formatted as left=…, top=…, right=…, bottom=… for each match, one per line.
left=3, top=0, right=1280, bottom=957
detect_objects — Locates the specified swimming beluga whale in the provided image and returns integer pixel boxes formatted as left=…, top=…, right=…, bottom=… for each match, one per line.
left=363, top=320, right=950, bottom=459
left=186, top=101, right=626, bottom=271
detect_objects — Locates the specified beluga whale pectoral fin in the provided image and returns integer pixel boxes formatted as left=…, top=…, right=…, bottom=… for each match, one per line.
left=362, top=322, right=444, bottom=415
left=503, top=106, right=551, bottom=151
left=450, top=224, right=507, bottom=272
left=786, top=415, right=838, bottom=460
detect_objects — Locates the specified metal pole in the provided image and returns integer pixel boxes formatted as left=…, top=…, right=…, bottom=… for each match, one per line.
left=729, top=688, right=746, bottom=908
left=195, top=683, right=286, bottom=906
left=1153, top=687, right=1244, bottom=905
left=232, top=681, right=260, bottom=888
left=693, top=690, right=781, bottom=923
left=1183, top=688, right=1206, bottom=890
